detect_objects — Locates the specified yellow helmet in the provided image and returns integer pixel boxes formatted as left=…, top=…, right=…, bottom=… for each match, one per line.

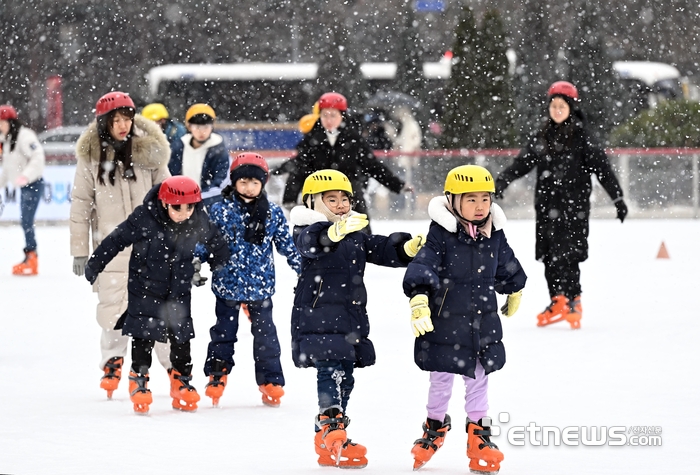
left=298, top=113, right=319, bottom=134
left=444, top=165, right=495, bottom=195
left=185, top=103, right=216, bottom=123
left=302, top=169, right=353, bottom=199
left=141, top=103, right=169, bottom=121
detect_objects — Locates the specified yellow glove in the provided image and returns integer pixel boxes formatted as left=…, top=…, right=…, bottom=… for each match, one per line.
left=410, top=294, right=434, bottom=337
left=327, top=214, right=369, bottom=242
left=500, top=290, right=523, bottom=317
left=403, top=233, right=426, bottom=258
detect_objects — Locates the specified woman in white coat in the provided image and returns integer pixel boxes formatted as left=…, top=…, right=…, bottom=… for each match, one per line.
left=70, top=91, right=172, bottom=398
left=0, top=104, right=46, bottom=275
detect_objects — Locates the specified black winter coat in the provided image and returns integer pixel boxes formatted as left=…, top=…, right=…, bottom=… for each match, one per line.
left=497, top=118, right=623, bottom=263
left=282, top=121, right=405, bottom=211
left=289, top=206, right=412, bottom=368
left=85, top=185, right=230, bottom=343
left=403, top=198, right=526, bottom=378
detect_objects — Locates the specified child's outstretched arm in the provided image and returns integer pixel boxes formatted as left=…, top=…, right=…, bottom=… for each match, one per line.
left=84, top=209, right=145, bottom=284
left=271, top=207, right=302, bottom=274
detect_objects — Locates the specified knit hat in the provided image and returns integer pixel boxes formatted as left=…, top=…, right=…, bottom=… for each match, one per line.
left=230, top=164, right=268, bottom=186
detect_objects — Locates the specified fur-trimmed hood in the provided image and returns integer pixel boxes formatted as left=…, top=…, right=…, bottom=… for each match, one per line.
left=75, top=114, right=170, bottom=170
left=289, top=205, right=363, bottom=227
left=428, top=195, right=507, bottom=233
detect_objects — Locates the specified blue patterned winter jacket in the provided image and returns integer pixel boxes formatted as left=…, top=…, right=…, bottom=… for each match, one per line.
left=205, top=194, right=301, bottom=302
left=403, top=197, right=527, bottom=378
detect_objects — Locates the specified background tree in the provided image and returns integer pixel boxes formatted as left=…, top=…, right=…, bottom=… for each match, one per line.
left=316, top=18, right=365, bottom=109
left=512, top=0, right=559, bottom=142
left=439, top=6, right=479, bottom=150
left=565, top=0, right=627, bottom=144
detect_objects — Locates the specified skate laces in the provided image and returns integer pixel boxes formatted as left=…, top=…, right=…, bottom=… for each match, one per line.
left=205, top=370, right=227, bottom=388
left=174, top=372, right=196, bottom=391
left=415, top=416, right=451, bottom=450
left=470, top=422, right=499, bottom=450
left=102, top=357, right=123, bottom=380
left=128, top=373, right=149, bottom=395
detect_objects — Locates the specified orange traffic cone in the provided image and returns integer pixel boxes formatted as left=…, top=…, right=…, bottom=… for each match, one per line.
left=656, top=242, right=670, bottom=259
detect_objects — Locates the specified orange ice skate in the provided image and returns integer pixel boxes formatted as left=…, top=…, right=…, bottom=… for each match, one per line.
left=204, top=360, right=228, bottom=406
left=100, top=356, right=123, bottom=399
left=12, top=250, right=38, bottom=276
left=314, top=408, right=368, bottom=468
left=259, top=383, right=284, bottom=407
left=467, top=417, right=503, bottom=474
left=564, top=296, right=582, bottom=329
left=411, top=415, right=451, bottom=470
left=128, top=371, right=152, bottom=414
left=536, top=295, right=569, bottom=327
left=168, top=368, right=200, bottom=412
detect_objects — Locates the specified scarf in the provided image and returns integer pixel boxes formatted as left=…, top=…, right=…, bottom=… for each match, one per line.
left=222, top=184, right=269, bottom=245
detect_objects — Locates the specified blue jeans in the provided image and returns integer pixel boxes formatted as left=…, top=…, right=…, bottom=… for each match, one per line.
left=20, top=179, right=44, bottom=251
left=316, top=359, right=355, bottom=413
left=204, top=297, right=284, bottom=386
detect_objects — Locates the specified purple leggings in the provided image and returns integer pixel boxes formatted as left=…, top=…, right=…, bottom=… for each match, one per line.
left=426, top=361, right=488, bottom=422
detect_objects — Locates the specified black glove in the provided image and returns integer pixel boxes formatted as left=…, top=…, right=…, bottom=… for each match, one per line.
left=494, top=177, right=507, bottom=199
left=614, top=199, right=628, bottom=223
left=84, top=266, right=97, bottom=285
left=192, top=257, right=208, bottom=287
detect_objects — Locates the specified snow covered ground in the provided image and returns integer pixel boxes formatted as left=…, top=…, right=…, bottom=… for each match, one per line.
left=1, top=218, right=699, bottom=475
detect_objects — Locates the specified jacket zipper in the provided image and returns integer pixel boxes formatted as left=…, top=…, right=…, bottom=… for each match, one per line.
left=312, top=278, right=324, bottom=308
left=437, top=288, right=449, bottom=317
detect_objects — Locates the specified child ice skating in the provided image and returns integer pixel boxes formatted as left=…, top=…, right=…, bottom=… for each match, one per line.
left=495, top=81, right=627, bottom=329
left=403, top=165, right=527, bottom=473
left=84, top=176, right=230, bottom=414
left=289, top=169, right=425, bottom=468
left=200, top=153, right=301, bottom=407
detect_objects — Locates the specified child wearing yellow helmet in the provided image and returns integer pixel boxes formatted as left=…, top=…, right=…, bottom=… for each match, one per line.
left=288, top=169, right=425, bottom=468
left=168, top=103, right=229, bottom=208
left=403, top=164, right=527, bottom=472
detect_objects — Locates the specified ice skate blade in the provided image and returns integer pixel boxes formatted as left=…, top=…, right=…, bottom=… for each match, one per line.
left=106, top=390, right=114, bottom=399
left=261, top=397, right=281, bottom=407
left=172, top=400, right=198, bottom=412
left=133, top=404, right=150, bottom=415
left=413, top=460, right=428, bottom=470
left=537, top=315, right=566, bottom=327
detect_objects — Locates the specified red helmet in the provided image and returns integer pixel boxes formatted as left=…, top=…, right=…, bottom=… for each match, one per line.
left=547, top=81, right=579, bottom=100
left=318, top=92, right=348, bottom=112
left=230, top=152, right=270, bottom=185
left=0, top=105, right=18, bottom=120
left=95, top=91, right=135, bottom=117
left=158, top=176, right=202, bottom=205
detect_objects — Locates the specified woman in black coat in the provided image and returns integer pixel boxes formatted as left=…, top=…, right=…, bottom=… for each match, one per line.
left=281, top=92, right=409, bottom=222
left=495, top=81, right=628, bottom=329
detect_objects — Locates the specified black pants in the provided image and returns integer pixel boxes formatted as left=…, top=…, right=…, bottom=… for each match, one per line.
left=543, top=256, right=581, bottom=302
left=131, top=333, right=191, bottom=375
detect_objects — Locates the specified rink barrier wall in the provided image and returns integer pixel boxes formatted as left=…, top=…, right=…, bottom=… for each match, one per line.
left=1, top=148, right=699, bottom=223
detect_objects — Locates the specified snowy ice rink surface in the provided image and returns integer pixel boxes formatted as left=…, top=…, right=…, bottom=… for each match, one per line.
left=1, top=218, right=699, bottom=475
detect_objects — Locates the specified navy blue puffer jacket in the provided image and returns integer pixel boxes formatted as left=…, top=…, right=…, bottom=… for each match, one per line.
left=289, top=206, right=412, bottom=368
left=403, top=197, right=526, bottom=378
left=85, top=184, right=230, bottom=343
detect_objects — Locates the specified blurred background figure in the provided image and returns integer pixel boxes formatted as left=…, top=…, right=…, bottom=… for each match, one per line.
left=141, top=102, right=187, bottom=165
left=0, top=104, right=45, bottom=276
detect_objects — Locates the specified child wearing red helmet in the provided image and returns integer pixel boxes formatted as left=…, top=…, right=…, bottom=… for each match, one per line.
left=495, top=81, right=627, bottom=329
left=198, top=153, right=301, bottom=407
left=84, top=176, right=230, bottom=414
